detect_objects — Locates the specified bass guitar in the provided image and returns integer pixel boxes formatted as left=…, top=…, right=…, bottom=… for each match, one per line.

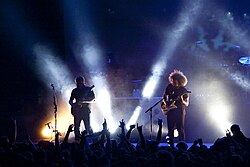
left=161, top=90, right=191, bottom=115
left=71, top=85, right=95, bottom=115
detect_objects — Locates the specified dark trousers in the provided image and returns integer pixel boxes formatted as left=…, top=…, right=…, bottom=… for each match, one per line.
left=73, top=107, right=93, bottom=140
left=167, top=107, right=185, bottom=147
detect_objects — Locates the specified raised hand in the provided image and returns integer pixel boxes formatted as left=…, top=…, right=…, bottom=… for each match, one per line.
left=130, top=124, right=136, bottom=130
left=68, top=124, right=74, bottom=132
left=198, top=138, right=203, bottom=146
left=119, top=119, right=125, bottom=128
left=226, top=129, right=231, bottom=137
left=102, top=118, right=107, bottom=130
left=126, top=124, right=136, bottom=140
left=137, top=123, right=143, bottom=133
left=193, top=139, right=199, bottom=145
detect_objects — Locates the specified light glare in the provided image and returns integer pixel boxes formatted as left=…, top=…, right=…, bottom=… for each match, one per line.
left=126, top=106, right=142, bottom=130
left=96, top=89, right=116, bottom=133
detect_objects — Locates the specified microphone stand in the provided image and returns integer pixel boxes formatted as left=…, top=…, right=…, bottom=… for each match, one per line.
left=145, top=98, right=163, bottom=139
left=51, top=84, right=58, bottom=141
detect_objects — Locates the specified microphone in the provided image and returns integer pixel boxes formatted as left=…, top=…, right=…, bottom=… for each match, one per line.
left=45, top=122, right=52, bottom=129
left=45, top=122, right=51, bottom=126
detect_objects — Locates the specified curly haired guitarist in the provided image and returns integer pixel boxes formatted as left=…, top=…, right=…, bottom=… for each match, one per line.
left=161, top=70, right=190, bottom=148
left=69, top=76, right=95, bottom=142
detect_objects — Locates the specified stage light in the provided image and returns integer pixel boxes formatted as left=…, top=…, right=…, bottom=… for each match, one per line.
left=143, top=0, right=203, bottom=98
left=126, top=106, right=142, bottom=130
left=34, top=45, right=105, bottom=138
left=40, top=102, right=102, bottom=140
left=200, top=80, right=233, bottom=135
left=33, top=44, right=74, bottom=100
left=128, top=0, right=203, bottom=132
left=165, top=129, right=179, bottom=138
left=174, top=129, right=179, bottom=138
left=243, top=13, right=250, bottom=20
left=90, top=114, right=100, bottom=132
left=95, top=86, right=117, bottom=133
left=226, top=11, right=234, bottom=20
left=34, top=45, right=89, bottom=140
left=40, top=105, right=74, bottom=139
left=142, top=74, right=161, bottom=98
left=64, top=0, right=116, bottom=134
left=218, top=9, right=250, bottom=58
left=41, top=127, right=53, bottom=139
left=208, top=103, right=232, bottom=134
left=80, top=40, right=103, bottom=69
left=226, top=71, right=250, bottom=92
left=239, top=56, right=250, bottom=66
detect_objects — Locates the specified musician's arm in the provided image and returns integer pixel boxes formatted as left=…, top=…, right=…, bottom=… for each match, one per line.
left=162, top=87, right=170, bottom=103
left=69, top=90, right=75, bottom=106
left=181, top=95, right=189, bottom=107
left=87, top=90, right=96, bottom=102
left=78, top=91, right=96, bottom=104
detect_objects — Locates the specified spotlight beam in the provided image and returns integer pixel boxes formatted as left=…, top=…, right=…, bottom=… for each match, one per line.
left=143, top=0, right=203, bottom=98
left=214, top=9, right=250, bottom=91
left=128, top=0, right=204, bottom=128
left=33, top=44, right=74, bottom=99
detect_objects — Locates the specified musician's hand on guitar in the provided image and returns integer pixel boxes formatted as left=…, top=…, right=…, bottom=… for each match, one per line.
left=179, top=95, right=184, bottom=102
left=180, top=95, right=189, bottom=107
left=162, top=100, right=166, bottom=106
left=90, top=99, right=96, bottom=103
left=161, top=99, right=177, bottom=115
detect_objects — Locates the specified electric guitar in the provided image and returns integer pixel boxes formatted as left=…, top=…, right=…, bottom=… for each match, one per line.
left=161, top=90, right=191, bottom=115
left=71, top=85, right=95, bottom=115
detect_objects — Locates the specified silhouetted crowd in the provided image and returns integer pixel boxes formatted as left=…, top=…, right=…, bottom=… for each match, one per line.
left=1, top=117, right=250, bottom=167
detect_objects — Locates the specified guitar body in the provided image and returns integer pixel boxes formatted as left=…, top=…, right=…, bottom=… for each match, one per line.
left=71, top=103, right=81, bottom=115
left=70, top=85, right=95, bottom=115
left=160, top=101, right=178, bottom=115
left=161, top=88, right=191, bottom=115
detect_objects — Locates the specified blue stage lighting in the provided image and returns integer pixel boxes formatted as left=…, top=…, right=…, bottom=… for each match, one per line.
left=239, top=56, right=250, bottom=66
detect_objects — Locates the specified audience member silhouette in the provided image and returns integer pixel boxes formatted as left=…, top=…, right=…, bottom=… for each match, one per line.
left=1, top=117, right=250, bottom=167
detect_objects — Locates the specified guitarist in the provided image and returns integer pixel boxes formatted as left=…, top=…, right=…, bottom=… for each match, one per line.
left=69, top=76, right=95, bottom=142
left=162, top=70, right=189, bottom=148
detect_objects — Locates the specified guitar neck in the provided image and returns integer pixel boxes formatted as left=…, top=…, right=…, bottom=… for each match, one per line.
left=169, top=91, right=191, bottom=101
left=78, top=99, right=95, bottom=104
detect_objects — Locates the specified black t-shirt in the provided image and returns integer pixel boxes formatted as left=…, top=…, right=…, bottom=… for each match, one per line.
left=70, top=86, right=95, bottom=108
left=164, top=84, right=189, bottom=108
